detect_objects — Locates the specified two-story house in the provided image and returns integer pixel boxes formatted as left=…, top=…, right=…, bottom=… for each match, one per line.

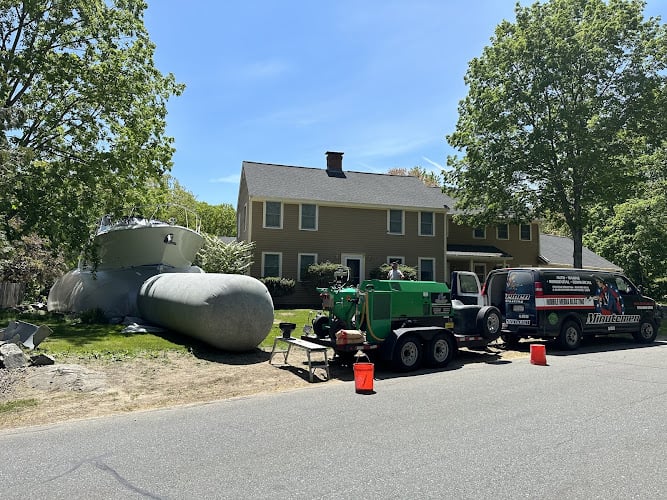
left=236, top=151, right=542, bottom=306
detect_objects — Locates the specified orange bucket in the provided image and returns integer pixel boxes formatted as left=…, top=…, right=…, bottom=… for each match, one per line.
left=530, top=344, right=547, bottom=366
left=353, top=362, right=374, bottom=393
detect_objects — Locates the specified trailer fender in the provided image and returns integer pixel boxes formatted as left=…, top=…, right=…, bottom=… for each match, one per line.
left=383, top=326, right=452, bottom=360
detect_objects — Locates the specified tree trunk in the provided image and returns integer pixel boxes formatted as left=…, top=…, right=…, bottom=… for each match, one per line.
left=572, top=228, right=583, bottom=268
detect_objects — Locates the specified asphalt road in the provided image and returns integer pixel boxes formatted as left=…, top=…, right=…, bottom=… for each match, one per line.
left=1, top=340, right=666, bottom=499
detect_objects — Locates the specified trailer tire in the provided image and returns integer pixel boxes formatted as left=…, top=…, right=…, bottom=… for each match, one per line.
left=476, top=306, right=502, bottom=340
left=425, top=333, right=455, bottom=368
left=632, top=319, right=657, bottom=344
left=392, top=335, right=423, bottom=372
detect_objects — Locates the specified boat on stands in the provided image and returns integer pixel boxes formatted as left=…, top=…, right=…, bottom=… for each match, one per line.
left=81, top=206, right=204, bottom=271
left=47, top=205, right=274, bottom=351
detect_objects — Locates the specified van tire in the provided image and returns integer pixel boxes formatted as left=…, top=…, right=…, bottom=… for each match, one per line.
left=559, top=321, right=582, bottom=350
left=476, top=306, right=502, bottom=340
left=632, top=319, right=657, bottom=344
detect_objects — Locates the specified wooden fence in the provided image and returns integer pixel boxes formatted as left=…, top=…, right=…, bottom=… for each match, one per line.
left=0, top=282, right=25, bottom=308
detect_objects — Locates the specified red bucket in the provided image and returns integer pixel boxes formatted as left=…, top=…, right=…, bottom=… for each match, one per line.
left=353, top=362, right=374, bottom=393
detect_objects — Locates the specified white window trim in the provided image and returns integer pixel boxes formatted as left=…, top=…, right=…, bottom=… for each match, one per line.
left=261, top=252, right=282, bottom=277
left=387, top=209, right=405, bottom=235
left=298, top=253, right=318, bottom=282
left=473, top=227, right=486, bottom=239
left=519, top=223, right=532, bottom=241
left=299, top=203, right=318, bottom=231
left=387, top=256, right=405, bottom=265
left=418, top=211, right=435, bottom=237
left=496, top=223, right=509, bottom=240
left=263, top=201, right=283, bottom=229
left=418, top=257, right=436, bottom=281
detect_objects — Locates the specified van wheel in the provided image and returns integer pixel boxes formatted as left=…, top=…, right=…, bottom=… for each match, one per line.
left=425, top=333, right=455, bottom=368
left=632, top=319, right=657, bottom=344
left=476, top=306, right=502, bottom=340
left=392, top=335, right=423, bottom=371
left=559, top=321, right=582, bottom=350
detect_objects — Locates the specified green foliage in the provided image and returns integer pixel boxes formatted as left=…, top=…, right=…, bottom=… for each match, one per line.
left=369, top=263, right=418, bottom=280
left=260, top=277, right=295, bottom=298
left=194, top=235, right=254, bottom=274
left=585, top=180, right=667, bottom=301
left=303, top=261, right=343, bottom=287
left=0, top=1, right=184, bottom=258
left=387, top=166, right=442, bottom=187
left=446, top=0, right=667, bottom=267
left=0, top=231, right=68, bottom=301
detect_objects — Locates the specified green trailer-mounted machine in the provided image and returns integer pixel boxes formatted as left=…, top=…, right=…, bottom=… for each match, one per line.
left=303, top=268, right=502, bottom=371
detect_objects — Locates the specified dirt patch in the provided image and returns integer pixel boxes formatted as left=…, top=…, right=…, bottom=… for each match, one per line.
left=0, top=344, right=529, bottom=430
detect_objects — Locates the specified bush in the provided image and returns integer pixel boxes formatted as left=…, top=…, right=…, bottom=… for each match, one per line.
left=303, top=261, right=342, bottom=287
left=259, top=277, right=295, bottom=297
left=194, top=234, right=254, bottom=274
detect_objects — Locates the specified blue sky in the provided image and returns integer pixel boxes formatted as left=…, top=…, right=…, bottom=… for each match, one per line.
left=144, top=1, right=667, bottom=207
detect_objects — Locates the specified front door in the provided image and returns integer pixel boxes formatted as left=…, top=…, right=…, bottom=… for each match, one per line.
left=341, top=254, right=364, bottom=285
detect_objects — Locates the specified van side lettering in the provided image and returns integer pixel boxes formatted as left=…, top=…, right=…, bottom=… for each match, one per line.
left=586, top=313, right=640, bottom=325
left=505, top=294, right=530, bottom=302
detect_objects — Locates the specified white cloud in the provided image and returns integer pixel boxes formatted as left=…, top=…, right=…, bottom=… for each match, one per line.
left=209, top=174, right=240, bottom=184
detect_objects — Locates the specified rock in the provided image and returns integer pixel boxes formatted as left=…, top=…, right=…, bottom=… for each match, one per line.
left=0, top=343, right=29, bottom=369
left=30, top=353, right=56, bottom=366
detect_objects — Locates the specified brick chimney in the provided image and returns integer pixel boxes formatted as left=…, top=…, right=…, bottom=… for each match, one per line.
left=326, top=151, right=344, bottom=177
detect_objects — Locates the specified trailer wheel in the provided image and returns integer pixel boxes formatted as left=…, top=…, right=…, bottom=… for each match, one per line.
left=425, top=333, right=455, bottom=368
left=392, top=335, right=423, bottom=372
left=312, top=315, right=329, bottom=338
left=632, top=319, right=657, bottom=344
left=559, top=320, right=582, bottom=350
left=476, top=306, right=502, bottom=340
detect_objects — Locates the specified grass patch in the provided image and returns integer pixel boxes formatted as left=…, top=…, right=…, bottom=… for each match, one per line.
left=1, top=308, right=322, bottom=356
left=0, top=399, right=39, bottom=414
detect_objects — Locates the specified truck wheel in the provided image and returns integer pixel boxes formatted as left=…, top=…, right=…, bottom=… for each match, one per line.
left=425, top=333, right=455, bottom=368
left=476, top=306, right=502, bottom=340
left=632, top=319, right=657, bottom=344
left=392, top=335, right=423, bottom=371
left=559, top=321, right=582, bottom=350
left=312, top=315, right=329, bottom=338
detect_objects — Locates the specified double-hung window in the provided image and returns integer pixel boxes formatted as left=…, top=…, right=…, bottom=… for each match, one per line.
left=419, top=211, right=434, bottom=236
left=300, top=204, right=317, bottom=231
left=264, top=201, right=282, bottom=229
left=262, top=253, right=281, bottom=277
left=388, top=209, right=404, bottom=234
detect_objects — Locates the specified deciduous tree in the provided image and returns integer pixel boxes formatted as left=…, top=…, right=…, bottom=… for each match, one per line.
left=0, top=0, right=183, bottom=257
left=446, top=0, right=666, bottom=267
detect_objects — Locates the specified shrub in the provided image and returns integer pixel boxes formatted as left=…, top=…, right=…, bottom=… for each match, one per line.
left=303, top=261, right=342, bottom=287
left=259, top=277, right=295, bottom=297
left=194, top=234, right=254, bottom=274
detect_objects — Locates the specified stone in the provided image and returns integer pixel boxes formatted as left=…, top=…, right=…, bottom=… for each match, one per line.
left=30, top=353, right=56, bottom=366
left=0, top=343, right=29, bottom=369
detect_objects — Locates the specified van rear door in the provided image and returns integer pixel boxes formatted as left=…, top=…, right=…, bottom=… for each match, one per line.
left=450, top=272, right=483, bottom=306
left=504, top=270, right=537, bottom=329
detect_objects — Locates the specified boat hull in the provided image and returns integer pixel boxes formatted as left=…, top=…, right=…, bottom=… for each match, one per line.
left=138, top=273, right=274, bottom=351
left=91, top=225, right=204, bottom=270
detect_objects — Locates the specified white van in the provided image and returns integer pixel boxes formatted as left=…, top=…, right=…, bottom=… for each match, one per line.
left=451, top=268, right=662, bottom=350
